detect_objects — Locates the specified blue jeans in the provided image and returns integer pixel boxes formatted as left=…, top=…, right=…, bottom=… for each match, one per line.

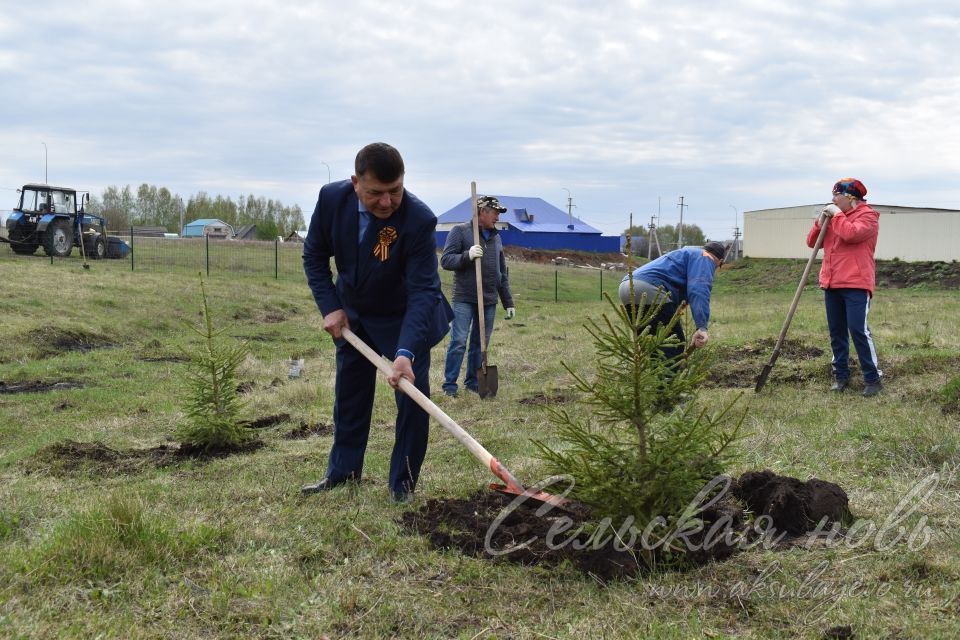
left=824, top=288, right=881, bottom=384
left=443, top=301, right=496, bottom=394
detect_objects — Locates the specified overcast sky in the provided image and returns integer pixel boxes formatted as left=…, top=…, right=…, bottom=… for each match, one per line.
left=2, top=0, right=958, bottom=239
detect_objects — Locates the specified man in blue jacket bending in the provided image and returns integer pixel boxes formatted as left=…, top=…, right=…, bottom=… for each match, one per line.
left=618, top=242, right=726, bottom=360
left=301, top=143, right=452, bottom=503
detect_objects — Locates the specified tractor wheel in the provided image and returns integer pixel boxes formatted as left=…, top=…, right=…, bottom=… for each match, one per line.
left=90, top=235, right=107, bottom=260
left=9, top=227, right=38, bottom=255
left=43, top=219, right=73, bottom=258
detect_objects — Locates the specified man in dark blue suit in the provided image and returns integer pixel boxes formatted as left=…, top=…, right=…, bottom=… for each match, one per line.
left=301, top=143, right=452, bottom=503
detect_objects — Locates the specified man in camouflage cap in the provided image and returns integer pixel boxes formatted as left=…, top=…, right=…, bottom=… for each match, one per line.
left=439, top=195, right=515, bottom=397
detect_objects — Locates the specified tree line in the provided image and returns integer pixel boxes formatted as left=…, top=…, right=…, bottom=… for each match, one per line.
left=88, top=184, right=306, bottom=240
left=623, top=222, right=707, bottom=257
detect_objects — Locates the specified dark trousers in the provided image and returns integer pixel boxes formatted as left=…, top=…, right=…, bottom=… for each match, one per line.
left=824, top=288, right=881, bottom=384
left=626, top=301, right=686, bottom=362
left=327, top=326, right=431, bottom=493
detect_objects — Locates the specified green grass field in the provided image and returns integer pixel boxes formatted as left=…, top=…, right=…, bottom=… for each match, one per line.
left=1, top=249, right=958, bottom=639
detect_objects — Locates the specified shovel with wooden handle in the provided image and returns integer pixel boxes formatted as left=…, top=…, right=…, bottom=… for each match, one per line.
left=755, top=214, right=831, bottom=392
left=340, top=327, right=568, bottom=509
left=471, top=181, right=498, bottom=399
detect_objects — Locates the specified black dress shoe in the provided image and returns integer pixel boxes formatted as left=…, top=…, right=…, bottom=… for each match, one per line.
left=830, top=378, right=849, bottom=392
left=301, top=478, right=343, bottom=494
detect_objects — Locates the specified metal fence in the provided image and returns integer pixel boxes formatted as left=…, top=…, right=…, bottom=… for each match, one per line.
left=15, top=232, right=630, bottom=304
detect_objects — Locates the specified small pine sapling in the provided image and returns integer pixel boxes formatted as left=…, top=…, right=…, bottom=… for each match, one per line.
left=532, top=287, right=743, bottom=564
left=176, top=276, right=252, bottom=452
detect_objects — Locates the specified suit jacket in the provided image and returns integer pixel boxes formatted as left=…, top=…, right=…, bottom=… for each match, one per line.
left=303, top=179, right=452, bottom=358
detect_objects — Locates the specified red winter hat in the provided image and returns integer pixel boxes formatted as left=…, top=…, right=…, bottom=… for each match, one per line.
left=832, top=178, right=867, bottom=200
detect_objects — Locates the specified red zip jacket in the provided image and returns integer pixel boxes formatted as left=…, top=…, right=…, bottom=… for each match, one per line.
left=806, top=202, right=880, bottom=295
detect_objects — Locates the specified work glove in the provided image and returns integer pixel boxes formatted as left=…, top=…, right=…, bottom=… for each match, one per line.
left=468, top=244, right=484, bottom=261
left=821, top=204, right=841, bottom=218
left=505, top=307, right=516, bottom=320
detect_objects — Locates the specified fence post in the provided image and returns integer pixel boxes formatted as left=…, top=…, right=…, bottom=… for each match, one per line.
left=130, top=226, right=134, bottom=271
left=275, top=237, right=279, bottom=280
left=554, top=270, right=558, bottom=303
left=205, top=234, right=210, bottom=277
left=599, top=268, right=603, bottom=300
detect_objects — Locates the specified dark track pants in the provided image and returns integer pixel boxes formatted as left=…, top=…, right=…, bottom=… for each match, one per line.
left=824, top=288, right=881, bottom=384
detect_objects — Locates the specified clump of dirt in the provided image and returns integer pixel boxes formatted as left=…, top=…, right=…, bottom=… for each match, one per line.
left=24, top=327, right=115, bottom=357
left=22, top=438, right=264, bottom=477
left=284, top=422, right=334, bottom=439
left=732, top=470, right=851, bottom=535
left=240, top=413, right=291, bottom=429
left=706, top=338, right=826, bottom=388
left=0, top=380, right=84, bottom=394
left=518, top=390, right=576, bottom=406
left=140, top=355, right=189, bottom=363
left=399, top=471, right=851, bottom=581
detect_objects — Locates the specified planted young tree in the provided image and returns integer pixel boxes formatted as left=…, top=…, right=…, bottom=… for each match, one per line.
left=532, top=289, right=743, bottom=564
left=176, top=276, right=252, bottom=452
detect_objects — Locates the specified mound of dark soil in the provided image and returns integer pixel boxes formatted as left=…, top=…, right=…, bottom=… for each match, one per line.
left=240, top=413, right=291, bottom=429
left=399, top=471, right=850, bottom=582
left=732, top=470, right=851, bottom=535
left=25, top=327, right=115, bottom=357
left=0, top=380, right=84, bottom=394
left=22, top=438, right=264, bottom=477
left=705, top=337, right=827, bottom=388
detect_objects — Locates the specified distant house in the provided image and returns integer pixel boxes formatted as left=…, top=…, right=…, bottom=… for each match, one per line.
left=183, top=218, right=234, bottom=239
left=130, top=226, right=168, bottom=238
left=436, top=195, right=619, bottom=252
left=233, top=224, right=257, bottom=241
left=285, top=230, right=307, bottom=242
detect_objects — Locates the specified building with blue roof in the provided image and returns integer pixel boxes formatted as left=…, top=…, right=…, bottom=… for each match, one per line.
left=436, top=195, right=619, bottom=253
left=182, top=218, right=234, bottom=239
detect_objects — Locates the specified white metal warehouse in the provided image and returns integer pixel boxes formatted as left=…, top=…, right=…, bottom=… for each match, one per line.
left=743, top=204, right=960, bottom=262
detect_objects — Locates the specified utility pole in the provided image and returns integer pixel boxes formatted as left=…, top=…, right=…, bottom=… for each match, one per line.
left=42, top=142, right=48, bottom=184
left=677, top=196, right=687, bottom=248
left=562, top=188, right=574, bottom=230
left=647, top=215, right=656, bottom=259
left=729, top=204, right=739, bottom=261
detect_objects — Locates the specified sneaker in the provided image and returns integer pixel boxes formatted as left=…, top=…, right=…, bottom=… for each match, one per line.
left=443, top=389, right=457, bottom=398
left=862, top=381, right=883, bottom=397
left=830, top=378, right=849, bottom=392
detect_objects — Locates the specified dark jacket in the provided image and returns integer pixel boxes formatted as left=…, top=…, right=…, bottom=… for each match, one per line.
left=439, top=222, right=514, bottom=308
left=302, top=179, right=452, bottom=358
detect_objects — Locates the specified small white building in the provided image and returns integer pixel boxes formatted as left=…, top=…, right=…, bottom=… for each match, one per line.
left=744, top=204, right=960, bottom=262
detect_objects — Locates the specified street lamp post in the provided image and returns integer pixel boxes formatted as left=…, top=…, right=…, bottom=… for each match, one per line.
left=320, top=161, right=331, bottom=184
left=42, top=142, right=48, bottom=184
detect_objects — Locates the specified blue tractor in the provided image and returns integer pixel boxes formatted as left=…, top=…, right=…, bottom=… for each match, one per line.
left=5, top=184, right=109, bottom=259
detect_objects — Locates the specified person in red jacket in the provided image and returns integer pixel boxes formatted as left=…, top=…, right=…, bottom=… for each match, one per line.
left=807, top=178, right=882, bottom=397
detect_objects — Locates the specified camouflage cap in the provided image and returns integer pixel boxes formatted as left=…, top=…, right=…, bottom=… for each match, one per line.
left=477, top=195, right=507, bottom=213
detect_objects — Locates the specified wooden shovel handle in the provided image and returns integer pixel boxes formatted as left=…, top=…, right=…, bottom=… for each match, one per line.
left=470, top=182, right=489, bottom=364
